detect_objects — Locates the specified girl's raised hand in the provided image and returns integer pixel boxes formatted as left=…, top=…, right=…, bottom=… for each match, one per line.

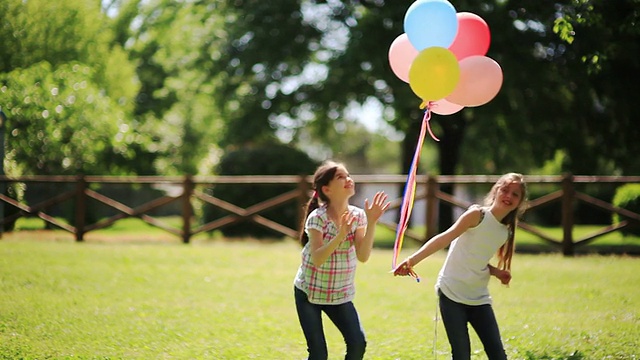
left=337, top=210, right=356, bottom=241
left=364, top=191, right=391, bottom=223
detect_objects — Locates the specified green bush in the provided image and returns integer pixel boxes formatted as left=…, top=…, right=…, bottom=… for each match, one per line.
left=203, top=144, right=318, bottom=239
left=612, top=184, right=640, bottom=236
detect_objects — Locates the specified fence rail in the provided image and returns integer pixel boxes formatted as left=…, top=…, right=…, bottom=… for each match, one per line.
left=1, top=174, right=639, bottom=255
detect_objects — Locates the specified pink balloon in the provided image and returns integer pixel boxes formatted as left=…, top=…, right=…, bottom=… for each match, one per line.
left=448, top=12, right=490, bottom=61
left=446, top=55, right=503, bottom=107
left=430, top=99, right=464, bottom=115
left=388, top=33, right=419, bottom=83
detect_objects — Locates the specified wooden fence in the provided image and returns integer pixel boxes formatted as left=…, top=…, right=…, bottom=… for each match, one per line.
left=1, top=174, right=639, bottom=255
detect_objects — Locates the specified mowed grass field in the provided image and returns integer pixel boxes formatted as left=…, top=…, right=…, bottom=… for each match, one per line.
left=1, top=220, right=639, bottom=359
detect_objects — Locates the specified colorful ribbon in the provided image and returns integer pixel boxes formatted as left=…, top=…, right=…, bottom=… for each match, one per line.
left=392, top=103, right=438, bottom=281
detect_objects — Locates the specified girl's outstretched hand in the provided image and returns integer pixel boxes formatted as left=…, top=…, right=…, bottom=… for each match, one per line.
left=364, top=191, right=391, bottom=223
left=393, top=258, right=419, bottom=279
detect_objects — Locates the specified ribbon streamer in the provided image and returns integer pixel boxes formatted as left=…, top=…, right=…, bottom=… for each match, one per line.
left=392, top=105, right=437, bottom=281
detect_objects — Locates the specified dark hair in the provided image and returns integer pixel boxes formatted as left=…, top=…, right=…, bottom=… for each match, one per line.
left=299, top=161, right=343, bottom=246
left=483, top=173, right=528, bottom=271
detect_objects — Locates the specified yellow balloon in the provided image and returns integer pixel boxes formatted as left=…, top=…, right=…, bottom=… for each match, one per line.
left=408, top=47, right=460, bottom=101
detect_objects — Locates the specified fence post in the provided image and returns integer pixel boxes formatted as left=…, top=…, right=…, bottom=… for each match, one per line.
left=561, top=173, right=575, bottom=256
left=426, top=175, right=439, bottom=240
left=74, top=175, right=87, bottom=242
left=181, top=175, right=194, bottom=244
left=296, top=175, right=310, bottom=242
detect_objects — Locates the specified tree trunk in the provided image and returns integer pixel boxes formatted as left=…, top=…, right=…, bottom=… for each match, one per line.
left=436, top=112, right=467, bottom=232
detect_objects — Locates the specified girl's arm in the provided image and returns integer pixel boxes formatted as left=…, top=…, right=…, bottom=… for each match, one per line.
left=354, top=223, right=374, bottom=262
left=308, top=212, right=354, bottom=267
left=394, top=207, right=482, bottom=275
left=355, top=192, right=390, bottom=263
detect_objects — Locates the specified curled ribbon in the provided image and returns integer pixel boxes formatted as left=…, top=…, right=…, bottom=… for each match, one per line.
left=393, top=100, right=441, bottom=282
left=420, top=101, right=439, bottom=142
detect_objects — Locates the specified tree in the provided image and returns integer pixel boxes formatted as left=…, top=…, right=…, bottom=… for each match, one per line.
left=552, top=0, right=640, bottom=174
left=110, top=0, right=242, bottom=175
left=0, top=0, right=141, bottom=175
left=1, top=62, right=134, bottom=175
left=188, top=0, right=640, bottom=229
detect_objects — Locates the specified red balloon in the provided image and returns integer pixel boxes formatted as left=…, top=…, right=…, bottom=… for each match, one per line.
left=448, top=12, right=490, bottom=61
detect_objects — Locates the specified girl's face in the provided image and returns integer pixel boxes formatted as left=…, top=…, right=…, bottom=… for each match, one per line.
left=323, top=166, right=355, bottom=200
left=495, top=181, right=523, bottom=212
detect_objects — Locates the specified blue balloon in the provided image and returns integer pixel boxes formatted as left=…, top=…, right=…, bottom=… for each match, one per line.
left=404, top=0, right=458, bottom=51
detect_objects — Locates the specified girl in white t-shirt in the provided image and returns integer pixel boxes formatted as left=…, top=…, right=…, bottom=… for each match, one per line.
left=394, top=173, right=528, bottom=360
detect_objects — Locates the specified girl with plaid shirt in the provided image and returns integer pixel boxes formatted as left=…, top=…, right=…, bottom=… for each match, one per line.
left=294, top=161, right=390, bottom=360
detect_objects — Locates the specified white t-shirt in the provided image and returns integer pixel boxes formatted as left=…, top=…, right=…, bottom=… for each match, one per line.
left=436, top=208, right=509, bottom=305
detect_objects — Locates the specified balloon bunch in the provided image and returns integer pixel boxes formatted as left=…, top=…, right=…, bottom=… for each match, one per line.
left=388, top=0, right=503, bottom=117
left=390, top=0, right=503, bottom=278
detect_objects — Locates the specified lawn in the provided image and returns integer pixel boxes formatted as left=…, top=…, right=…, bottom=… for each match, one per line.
left=1, top=229, right=639, bottom=359
left=9, top=216, right=640, bottom=253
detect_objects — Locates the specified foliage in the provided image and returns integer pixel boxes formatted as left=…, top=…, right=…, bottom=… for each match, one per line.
left=0, top=63, right=134, bottom=175
left=612, top=184, right=640, bottom=236
left=0, top=239, right=639, bottom=358
left=203, top=143, right=318, bottom=238
left=2, top=0, right=640, bottom=179
left=0, top=0, right=143, bottom=175
left=0, top=0, right=133, bottom=100
left=187, top=0, right=640, bottom=177
left=111, top=0, right=237, bottom=175
left=546, top=0, right=640, bottom=174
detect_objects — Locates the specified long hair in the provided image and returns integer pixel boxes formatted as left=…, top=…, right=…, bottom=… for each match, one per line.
left=299, top=161, right=342, bottom=246
left=483, top=173, right=528, bottom=271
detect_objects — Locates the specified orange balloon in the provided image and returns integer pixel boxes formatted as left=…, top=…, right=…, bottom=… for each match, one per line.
left=446, top=55, right=503, bottom=107
left=408, top=47, right=460, bottom=101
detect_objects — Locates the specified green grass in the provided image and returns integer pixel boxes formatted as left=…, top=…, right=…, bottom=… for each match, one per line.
left=1, top=234, right=639, bottom=359
left=10, top=217, right=640, bottom=253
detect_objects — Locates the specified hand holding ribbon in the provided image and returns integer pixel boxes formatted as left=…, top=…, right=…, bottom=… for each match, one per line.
left=392, top=257, right=420, bottom=282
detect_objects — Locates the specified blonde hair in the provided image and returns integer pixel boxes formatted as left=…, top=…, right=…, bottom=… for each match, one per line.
left=484, top=173, right=528, bottom=271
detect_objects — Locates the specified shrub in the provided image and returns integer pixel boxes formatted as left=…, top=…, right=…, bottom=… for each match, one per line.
left=203, top=144, right=318, bottom=239
left=612, top=184, right=640, bottom=236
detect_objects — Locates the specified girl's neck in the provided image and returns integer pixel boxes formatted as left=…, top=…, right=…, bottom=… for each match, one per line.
left=327, top=199, right=349, bottom=219
left=489, top=204, right=509, bottom=222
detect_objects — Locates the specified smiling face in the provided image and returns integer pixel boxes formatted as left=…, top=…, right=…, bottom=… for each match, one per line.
left=495, top=181, right=524, bottom=213
left=485, top=173, right=528, bottom=221
left=322, top=165, right=355, bottom=201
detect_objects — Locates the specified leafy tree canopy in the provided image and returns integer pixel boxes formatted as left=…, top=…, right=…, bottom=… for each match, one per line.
left=0, top=0, right=142, bottom=175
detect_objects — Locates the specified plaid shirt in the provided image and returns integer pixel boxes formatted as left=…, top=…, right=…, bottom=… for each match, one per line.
left=294, top=205, right=367, bottom=305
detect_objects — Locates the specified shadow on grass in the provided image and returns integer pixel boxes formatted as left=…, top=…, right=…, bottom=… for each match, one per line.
left=515, top=243, right=640, bottom=256
left=524, top=349, right=585, bottom=360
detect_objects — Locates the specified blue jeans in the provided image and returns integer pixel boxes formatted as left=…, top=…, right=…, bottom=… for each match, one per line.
left=438, top=289, right=507, bottom=360
left=294, top=287, right=366, bottom=360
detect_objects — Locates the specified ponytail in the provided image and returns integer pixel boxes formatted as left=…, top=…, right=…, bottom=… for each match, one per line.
left=298, top=160, right=341, bottom=247
left=299, top=196, right=320, bottom=246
